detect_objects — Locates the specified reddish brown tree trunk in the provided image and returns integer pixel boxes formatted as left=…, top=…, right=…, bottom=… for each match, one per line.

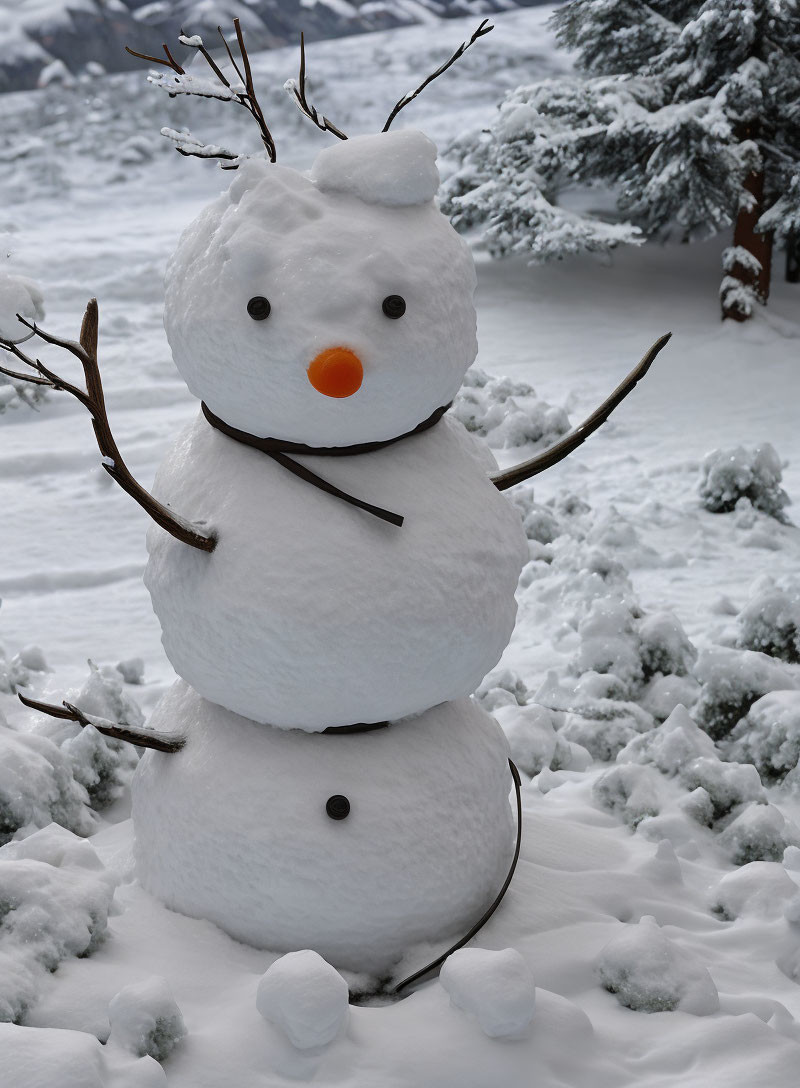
left=721, top=169, right=774, bottom=322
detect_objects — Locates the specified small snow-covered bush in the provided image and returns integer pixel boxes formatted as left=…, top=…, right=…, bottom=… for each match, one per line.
left=617, top=704, right=717, bottom=777
left=452, top=366, right=570, bottom=450
left=737, top=582, right=800, bottom=663
left=698, top=444, right=789, bottom=522
left=726, top=690, right=800, bottom=781
left=595, top=916, right=718, bottom=1015
left=593, top=764, right=664, bottom=828
left=33, top=661, right=143, bottom=810
left=495, top=703, right=587, bottom=777
left=0, top=725, right=93, bottom=844
left=108, top=977, right=186, bottom=1061
left=573, top=598, right=644, bottom=697
left=692, top=646, right=800, bottom=740
left=474, top=668, right=529, bottom=713
left=0, top=825, right=116, bottom=1022
left=718, top=803, right=798, bottom=865
left=680, top=757, right=763, bottom=823
left=638, top=613, right=697, bottom=679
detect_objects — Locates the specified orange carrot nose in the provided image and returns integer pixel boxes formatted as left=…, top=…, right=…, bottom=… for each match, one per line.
left=307, top=347, right=363, bottom=398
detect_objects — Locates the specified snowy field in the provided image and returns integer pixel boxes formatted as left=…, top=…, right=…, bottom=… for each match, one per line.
left=2, top=7, right=800, bottom=1087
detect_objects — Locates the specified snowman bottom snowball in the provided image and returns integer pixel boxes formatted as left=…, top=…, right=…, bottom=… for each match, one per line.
left=132, top=681, right=516, bottom=976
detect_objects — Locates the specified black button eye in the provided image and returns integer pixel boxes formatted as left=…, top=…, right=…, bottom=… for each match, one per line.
left=247, top=296, right=271, bottom=321
left=326, top=795, right=350, bottom=821
left=382, top=294, right=406, bottom=319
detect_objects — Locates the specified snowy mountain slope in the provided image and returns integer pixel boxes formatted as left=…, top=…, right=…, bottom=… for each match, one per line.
left=0, top=0, right=553, bottom=93
left=2, top=7, right=800, bottom=1087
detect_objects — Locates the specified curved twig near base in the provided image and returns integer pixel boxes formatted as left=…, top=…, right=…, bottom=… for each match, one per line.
left=18, top=693, right=186, bottom=754
left=491, top=332, right=672, bottom=492
left=0, top=299, right=216, bottom=552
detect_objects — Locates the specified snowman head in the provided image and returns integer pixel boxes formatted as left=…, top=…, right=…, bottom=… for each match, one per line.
left=164, top=129, right=477, bottom=446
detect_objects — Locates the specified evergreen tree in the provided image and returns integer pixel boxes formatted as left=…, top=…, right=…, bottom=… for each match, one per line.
left=442, top=0, right=800, bottom=320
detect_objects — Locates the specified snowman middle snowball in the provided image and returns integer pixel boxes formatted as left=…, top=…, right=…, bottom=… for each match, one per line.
left=145, top=131, right=528, bottom=730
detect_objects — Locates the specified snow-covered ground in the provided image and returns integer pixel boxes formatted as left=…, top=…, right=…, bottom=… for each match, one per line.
left=2, top=8, right=800, bottom=1087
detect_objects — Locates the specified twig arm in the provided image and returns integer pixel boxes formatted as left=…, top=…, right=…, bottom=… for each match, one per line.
left=491, top=333, right=672, bottom=491
left=18, top=693, right=186, bottom=754
left=0, top=300, right=217, bottom=553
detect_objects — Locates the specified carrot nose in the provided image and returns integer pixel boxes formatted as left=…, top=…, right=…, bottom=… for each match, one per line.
left=307, top=347, right=363, bottom=398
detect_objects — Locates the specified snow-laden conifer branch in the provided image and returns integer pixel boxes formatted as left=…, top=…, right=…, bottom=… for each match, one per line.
left=0, top=301, right=217, bottom=553
left=127, top=19, right=276, bottom=166
left=284, top=32, right=348, bottom=141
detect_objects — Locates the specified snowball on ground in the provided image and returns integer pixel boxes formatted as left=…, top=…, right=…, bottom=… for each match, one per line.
left=439, top=947, right=536, bottom=1038
left=256, top=950, right=349, bottom=1050
left=0, top=825, right=116, bottom=1023
left=108, top=977, right=186, bottom=1061
left=595, top=916, right=719, bottom=1015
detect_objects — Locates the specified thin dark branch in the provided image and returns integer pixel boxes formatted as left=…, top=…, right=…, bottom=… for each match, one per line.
left=180, top=29, right=230, bottom=86
left=383, top=19, right=493, bottom=132
left=491, top=333, right=672, bottom=492
left=2, top=301, right=217, bottom=552
left=217, top=24, right=247, bottom=88
left=286, top=33, right=348, bottom=141
left=233, top=18, right=276, bottom=161
left=18, top=693, right=186, bottom=754
left=125, top=44, right=185, bottom=75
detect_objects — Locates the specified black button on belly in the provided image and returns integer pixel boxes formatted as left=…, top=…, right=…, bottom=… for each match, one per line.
left=326, top=794, right=351, bottom=820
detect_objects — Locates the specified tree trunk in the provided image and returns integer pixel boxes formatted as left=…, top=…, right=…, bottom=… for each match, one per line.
left=787, top=230, right=800, bottom=284
left=721, top=169, right=774, bottom=322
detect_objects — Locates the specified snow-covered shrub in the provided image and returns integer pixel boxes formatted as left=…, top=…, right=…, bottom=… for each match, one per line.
left=737, top=582, right=800, bottom=663
left=592, top=764, right=664, bottom=829
left=638, top=614, right=697, bottom=680
left=693, top=647, right=800, bottom=740
left=726, top=691, right=800, bottom=782
left=639, top=674, right=701, bottom=723
left=698, top=444, right=790, bottom=522
left=451, top=366, right=570, bottom=449
left=710, top=862, right=798, bottom=921
left=717, top=803, right=798, bottom=865
left=0, top=825, right=116, bottom=1022
left=560, top=707, right=650, bottom=764
left=595, top=916, right=718, bottom=1015
left=474, top=668, right=529, bottom=713
left=32, top=661, right=143, bottom=810
left=680, top=757, right=764, bottom=823
left=495, top=703, right=588, bottom=777
left=507, top=484, right=563, bottom=546
left=573, top=599, right=644, bottom=698
left=0, top=725, right=93, bottom=844
left=108, top=977, right=186, bottom=1061
left=617, top=704, right=717, bottom=777
left=0, top=643, right=48, bottom=695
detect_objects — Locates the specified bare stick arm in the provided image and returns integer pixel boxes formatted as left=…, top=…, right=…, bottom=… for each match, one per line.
left=491, top=333, right=672, bottom=492
left=18, top=693, right=186, bottom=754
left=0, top=299, right=217, bottom=552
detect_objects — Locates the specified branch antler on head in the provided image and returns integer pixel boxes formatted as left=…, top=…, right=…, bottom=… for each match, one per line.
left=126, top=18, right=276, bottom=166
left=284, top=32, right=348, bottom=141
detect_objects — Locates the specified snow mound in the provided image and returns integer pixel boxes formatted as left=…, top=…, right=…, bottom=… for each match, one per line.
left=0, top=641, right=49, bottom=695
left=0, top=1022, right=166, bottom=1088
left=698, top=443, right=790, bottom=522
left=108, top=977, right=186, bottom=1061
left=256, top=950, right=349, bottom=1050
left=309, top=130, right=439, bottom=207
left=710, top=862, right=799, bottom=920
left=595, top=916, right=719, bottom=1015
left=0, top=825, right=116, bottom=1022
left=439, top=947, right=536, bottom=1038
left=494, top=702, right=589, bottom=777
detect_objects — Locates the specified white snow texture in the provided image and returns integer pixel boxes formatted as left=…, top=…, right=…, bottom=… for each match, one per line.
left=132, top=681, right=515, bottom=973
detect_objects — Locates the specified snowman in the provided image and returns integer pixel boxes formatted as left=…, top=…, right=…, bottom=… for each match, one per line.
left=1, top=20, right=669, bottom=1044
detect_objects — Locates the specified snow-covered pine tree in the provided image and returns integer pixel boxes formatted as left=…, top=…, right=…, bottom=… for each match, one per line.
left=442, top=0, right=800, bottom=321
